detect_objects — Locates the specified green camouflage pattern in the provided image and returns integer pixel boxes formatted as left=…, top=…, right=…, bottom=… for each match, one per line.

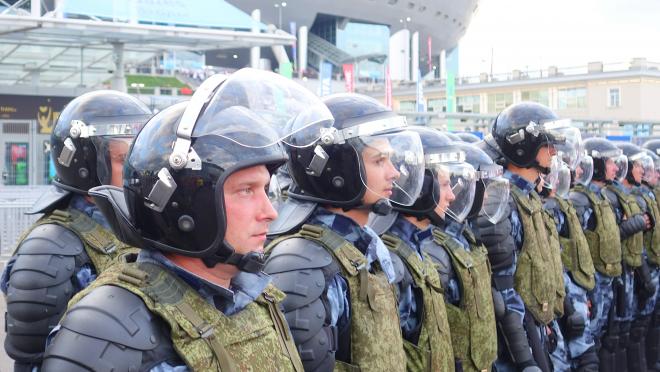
left=380, top=233, right=454, bottom=372
left=431, top=229, right=497, bottom=372
left=18, top=208, right=139, bottom=272
left=554, top=197, right=596, bottom=291
left=639, top=192, right=660, bottom=266
left=510, top=186, right=564, bottom=325
left=540, top=205, right=566, bottom=317
left=295, top=224, right=407, bottom=372
left=573, top=185, right=622, bottom=277
left=605, top=185, right=644, bottom=268
left=68, top=262, right=304, bottom=372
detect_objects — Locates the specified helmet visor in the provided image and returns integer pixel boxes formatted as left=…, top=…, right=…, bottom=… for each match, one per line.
left=193, top=68, right=334, bottom=148
left=614, top=154, right=629, bottom=182
left=631, top=153, right=655, bottom=184
left=354, top=130, right=425, bottom=206
left=431, top=162, right=477, bottom=223
left=549, top=124, right=582, bottom=170
left=575, top=155, right=594, bottom=186
left=480, top=174, right=510, bottom=224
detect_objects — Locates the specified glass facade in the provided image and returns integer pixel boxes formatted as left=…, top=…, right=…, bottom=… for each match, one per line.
left=487, top=92, right=513, bottom=113
left=456, top=95, right=480, bottom=113
left=521, top=89, right=549, bottom=106
left=428, top=98, right=447, bottom=112
left=336, top=22, right=389, bottom=80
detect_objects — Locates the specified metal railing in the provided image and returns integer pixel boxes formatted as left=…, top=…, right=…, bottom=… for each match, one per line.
left=0, top=186, right=48, bottom=256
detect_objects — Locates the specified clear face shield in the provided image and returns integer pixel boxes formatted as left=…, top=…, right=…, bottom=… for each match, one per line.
left=353, top=127, right=425, bottom=207
left=526, top=119, right=582, bottom=169
left=544, top=157, right=571, bottom=198
left=192, top=68, right=334, bottom=150
left=477, top=164, right=510, bottom=224
left=575, top=155, right=594, bottom=186
left=429, top=159, right=477, bottom=223
left=614, top=154, right=629, bottom=182
left=630, top=153, right=655, bottom=185
left=71, top=115, right=150, bottom=187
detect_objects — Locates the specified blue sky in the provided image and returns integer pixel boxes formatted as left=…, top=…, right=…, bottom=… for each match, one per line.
left=458, top=0, right=660, bottom=77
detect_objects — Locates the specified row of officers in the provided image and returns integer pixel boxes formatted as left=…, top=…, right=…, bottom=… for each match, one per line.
left=1, top=68, right=659, bottom=372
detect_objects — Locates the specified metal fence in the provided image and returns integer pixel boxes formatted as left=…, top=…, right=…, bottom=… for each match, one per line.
left=0, top=186, right=49, bottom=256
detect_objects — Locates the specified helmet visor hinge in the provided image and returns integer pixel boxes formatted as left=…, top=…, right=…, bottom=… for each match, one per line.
left=145, top=168, right=178, bottom=212
left=306, top=145, right=329, bottom=177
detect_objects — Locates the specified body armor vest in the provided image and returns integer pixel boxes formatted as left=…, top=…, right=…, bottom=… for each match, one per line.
left=638, top=192, right=660, bottom=266
left=68, top=261, right=304, bottom=372
left=18, top=208, right=138, bottom=272
left=430, top=229, right=498, bottom=372
left=510, top=186, right=564, bottom=324
left=572, top=185, right=622, bottom=276
left=380, top=233, right=454, bottom=372
left=275, top=224, right=407, bottom=372
left=605, top=185, right=644, bottom=268
left=554, top=197, right=596, bottom=290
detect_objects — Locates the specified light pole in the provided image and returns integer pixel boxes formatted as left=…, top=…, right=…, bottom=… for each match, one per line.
left=274, top=1, right=287, bottom=29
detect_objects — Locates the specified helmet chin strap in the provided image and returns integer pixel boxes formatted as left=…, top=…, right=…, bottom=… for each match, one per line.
left=202, top=242, right=266, bottom=273
left=352, top=198, right=393, bottom=216
left=533, top=160, right=551, bottom=176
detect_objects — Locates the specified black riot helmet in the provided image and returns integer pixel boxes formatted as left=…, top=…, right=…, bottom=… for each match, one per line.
left=584, top=137, right=627, bottom=183
left=456, top=132, right=481, bottom=143
left=491, top=101, right=581, bottom=174
left=642, top=139, right=660, bottom=157
left=118, top=69, right=333, bottom=271
left=615, top=142, right=654, bottom=186
left=392, top=127, right=481, bottom=224
left=51, top=90, right=152, bottom=194
left=286, top=93, right=425, bottom=215
left=455, top=142, right=510, bottom=224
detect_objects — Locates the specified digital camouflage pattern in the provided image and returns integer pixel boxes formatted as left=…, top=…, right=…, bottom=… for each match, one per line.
left=67, top=262, right=304, bottom=372
left=554, top=197, right=596, bottom=291
left=606, top=185, right=644, bottom=268
left=431, top=229, right=497, bottom=372
left=510, top=186, right=565, bottom=325
left=16, top=208, right=139, bottom=272
left=380, top=233, right=455, bottom=372
left=639, top=192, right=660, bottom=266
left=573, top=184, right=622, bottom=277
left=541, top=204, right=566, bottom=317
left=295, top=224, right=407, bottom=372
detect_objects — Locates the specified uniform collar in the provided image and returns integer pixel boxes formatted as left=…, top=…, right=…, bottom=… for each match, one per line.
left=504, top=170, right=536, bottom=195
left=389, top=215, right=433, bottom=250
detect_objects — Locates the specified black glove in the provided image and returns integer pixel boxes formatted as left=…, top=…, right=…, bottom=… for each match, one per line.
left=619, top=213, right=647, bottom=239
left=563, top=297, right=586, bottom=339
left=635, top=261, right=657, bottom=300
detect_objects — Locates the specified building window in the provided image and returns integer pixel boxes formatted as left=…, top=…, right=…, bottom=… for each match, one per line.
left=456, top=95, right=480, bottom=113
left=399, top=100, right=417, bottom=111
left=487, top=92, right=513, bottom=113
left=427, top=98, right=446, bottom=112
left=558, top=87, right=587, bottom=109
left=608, top=88, right=620, bottom=107
left=521, top=90, right=549, bottom=106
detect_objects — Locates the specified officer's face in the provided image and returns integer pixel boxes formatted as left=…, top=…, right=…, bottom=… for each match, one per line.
left=108, top=138, right=130, bottom=187
left=575, top=164, right=584, bottom=179
left=361, top=138, right=400, bottom=205
left=632, top=161, right=644, bottom=183
left=605, top=158, right=619, bottom=180
left=223, top=165, right=277, bottom=255
left=434, top=166, right=455, bottom=218
left=535, top=144, right=557, bottom=169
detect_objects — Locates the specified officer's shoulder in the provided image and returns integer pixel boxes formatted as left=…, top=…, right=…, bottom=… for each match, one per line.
left=543, top=197, right=559, bottom=211
left=265, top=235, right=334, bottom=273
left=601, top=187, right=619, bottom=205
left=568, top=190, right=590, bottom=207
left=17, top=222, right=85, bottom=256
left=42, top=284, right=173, bottom=371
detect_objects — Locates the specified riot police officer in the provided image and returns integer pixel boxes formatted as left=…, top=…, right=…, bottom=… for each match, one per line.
left=472, top=102, right=579, bottom=372
left=40, top=69, right=331, bottom=371
left=614, top=142, right=657, bottom=371
left=263, top=93, right=424, bottom=371
left=0, top=90, right=152, bottom=371
left=540, top=155, right=599, bottom=371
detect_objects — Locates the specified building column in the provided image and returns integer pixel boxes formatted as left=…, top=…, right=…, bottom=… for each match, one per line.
left=250, top=9, right=261, bottom=69
left=298, top=26, right=308, bottom=78
left=111, top=42, right=127, bottom=92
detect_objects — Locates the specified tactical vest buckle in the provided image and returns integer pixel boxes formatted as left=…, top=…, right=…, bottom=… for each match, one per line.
left=542, top=302, right=549, bottom=312
left=197, top=323, right=214, bottom=339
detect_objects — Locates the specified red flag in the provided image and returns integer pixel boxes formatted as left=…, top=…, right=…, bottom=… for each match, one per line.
left=342, top=64, right=354, bottom=93
left=385, top=66, right=392, bottom=109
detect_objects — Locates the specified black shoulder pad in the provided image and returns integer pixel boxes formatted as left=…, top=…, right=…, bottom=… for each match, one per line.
left=568, top=190, right=590, bottom=209
left=367, top=212, right=398, bottom=236
left=542, top=197, right=559, bottom=213
left=60, top=285, right=165, bottom=351
left=268, top=199, right=317, bottom=237
left=602, top=188, right=620, bottom=208
left=17, top=223, right=85, bottom=256
left=264, top=237, right=334, bottom=274
left=420, top=242, right=453, bottom=290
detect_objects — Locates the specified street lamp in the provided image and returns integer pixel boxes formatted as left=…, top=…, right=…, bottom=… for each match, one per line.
left=274, top=1, right=287, bottom=29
